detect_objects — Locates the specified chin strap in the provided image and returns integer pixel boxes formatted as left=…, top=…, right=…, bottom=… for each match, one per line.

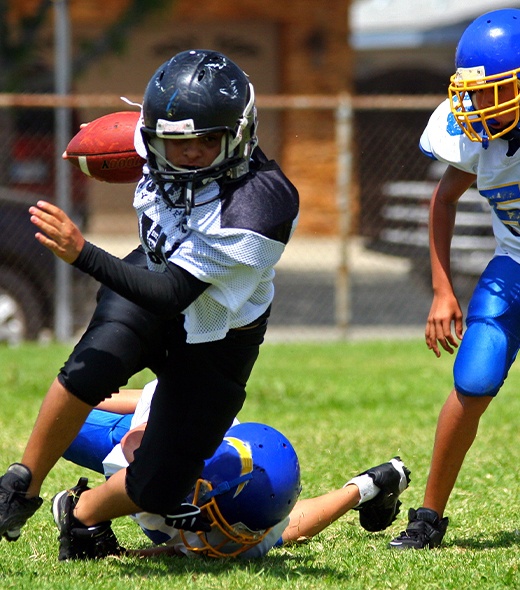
left=184, top=181, right=194, bottom=215
left=226, top=159, right=250, bottom=180
left=152, top=152, right=252, bottom=216
left=197, top=472, right=253, bottom=505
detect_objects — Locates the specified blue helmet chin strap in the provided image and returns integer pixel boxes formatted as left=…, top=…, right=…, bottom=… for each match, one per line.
left=482, top=130, right=489, bottom=149
left=198, top=472, right=253, bottom=505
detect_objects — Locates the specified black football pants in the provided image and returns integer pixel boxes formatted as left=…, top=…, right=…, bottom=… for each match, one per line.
left=59, top=245, right=267, bottom=515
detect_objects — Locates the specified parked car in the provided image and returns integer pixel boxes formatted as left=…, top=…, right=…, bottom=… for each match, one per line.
left=0, top=188, right=95, bottom=344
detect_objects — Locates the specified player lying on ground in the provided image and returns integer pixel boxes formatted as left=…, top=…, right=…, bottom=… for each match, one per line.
left=55, top=380, right=411, bottom=559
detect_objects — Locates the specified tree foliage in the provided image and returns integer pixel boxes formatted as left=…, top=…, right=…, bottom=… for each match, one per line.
left=1, top=0, right=172, bottom=92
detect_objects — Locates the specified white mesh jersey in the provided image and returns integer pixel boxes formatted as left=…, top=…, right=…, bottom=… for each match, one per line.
left=420, top=98, right=520, bottom=264
left=133, top=159, right=298, bottom=343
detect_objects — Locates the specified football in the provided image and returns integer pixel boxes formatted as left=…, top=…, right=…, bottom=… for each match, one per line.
left=63, top=111, right=146, bottom=183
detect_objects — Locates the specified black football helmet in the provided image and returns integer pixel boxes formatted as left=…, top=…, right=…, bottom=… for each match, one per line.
left=140, top=49, right=257, bottom=195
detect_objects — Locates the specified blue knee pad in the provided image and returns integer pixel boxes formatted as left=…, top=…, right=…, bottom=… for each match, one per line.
left=454, top=256, right=520, bottom=397
left=62, top=410, right=133, bottom=474
left=454, top=320, right=510, bottom=396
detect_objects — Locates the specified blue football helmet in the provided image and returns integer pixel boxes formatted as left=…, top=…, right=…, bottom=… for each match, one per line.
left=181, top=422, right=301, bottom=558
left=140, top=49, right=257, bottom=190
left=448, top=9, right=520, bottom=142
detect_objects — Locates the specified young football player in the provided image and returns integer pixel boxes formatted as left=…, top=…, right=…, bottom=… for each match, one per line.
left=0, top=49, right=299, bottom=556
left=57, top=380, right=411, bottom=560
left=389, top=9, right=520, bottom=550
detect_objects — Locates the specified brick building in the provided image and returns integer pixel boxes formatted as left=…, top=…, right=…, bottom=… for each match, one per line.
left=12, top=0, right=353, bottom=236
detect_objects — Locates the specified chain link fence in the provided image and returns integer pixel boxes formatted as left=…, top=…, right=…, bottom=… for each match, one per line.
left=0, top=94, right=491, bottom=344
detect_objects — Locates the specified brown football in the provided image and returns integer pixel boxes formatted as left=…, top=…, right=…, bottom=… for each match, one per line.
left=63, top=111, right=145, bottom=183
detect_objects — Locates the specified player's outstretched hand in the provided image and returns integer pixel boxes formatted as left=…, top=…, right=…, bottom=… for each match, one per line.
left=425, top=291, right=463, bottom=357
left=29, top=200, right=85, bottom=264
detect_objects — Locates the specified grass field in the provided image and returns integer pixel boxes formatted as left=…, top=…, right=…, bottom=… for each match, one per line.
left=1, top=340, right=520, bottom=589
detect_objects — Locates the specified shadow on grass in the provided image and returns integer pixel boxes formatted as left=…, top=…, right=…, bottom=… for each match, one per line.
left=452, top=530, right=520, bottom=550
left=108, top=549, right=354, bottom=582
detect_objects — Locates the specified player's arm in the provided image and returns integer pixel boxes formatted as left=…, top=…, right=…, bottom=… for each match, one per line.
left=29, top=200, right=208, bottom=317
left=282, top=484, right=361, bottom=543
left=426, top=165, right=477, bottom=357
left=95, top=389, right=142, bottom=414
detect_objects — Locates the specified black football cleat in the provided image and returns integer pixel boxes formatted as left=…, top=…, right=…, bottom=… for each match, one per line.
left=388, top=507, right=449, bottom=550
left=52, top=477, right=125, bottom=561
left=0, top=463, right=43, bottom=541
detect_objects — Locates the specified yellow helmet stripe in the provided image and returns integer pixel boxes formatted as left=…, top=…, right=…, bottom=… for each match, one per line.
left=223, top=436, right=253, bottom=498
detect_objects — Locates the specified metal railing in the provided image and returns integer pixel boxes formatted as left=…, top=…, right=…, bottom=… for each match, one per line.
left=1, top=92, right=475, bottom=343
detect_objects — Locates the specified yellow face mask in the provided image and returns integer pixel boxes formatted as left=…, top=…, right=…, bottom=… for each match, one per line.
left=179, top=478, right=271, bottom=559
left=448, top=65, right=520, bottom=143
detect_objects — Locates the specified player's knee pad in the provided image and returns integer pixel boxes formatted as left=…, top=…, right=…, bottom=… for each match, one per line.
left=469, top=255, right=520, bottom=332
left=58, top=322, right=153, bottom=405
left=454, top=320, right=511, bottom=397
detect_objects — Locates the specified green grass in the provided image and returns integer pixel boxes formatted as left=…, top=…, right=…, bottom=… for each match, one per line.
left=1, top=340, right=520, bottom=589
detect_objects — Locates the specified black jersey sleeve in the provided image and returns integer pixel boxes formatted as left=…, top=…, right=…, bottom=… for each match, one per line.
left=73, top=241, right=208, bottom=318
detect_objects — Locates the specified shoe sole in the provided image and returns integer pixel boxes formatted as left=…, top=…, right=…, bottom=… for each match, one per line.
left=388, top=539, right=436, bottom=550
left=0, top=501, right=43, bottom=542
left=51, top=490, right=68, bottom=531
left=2, top=529, right=21, bottom=542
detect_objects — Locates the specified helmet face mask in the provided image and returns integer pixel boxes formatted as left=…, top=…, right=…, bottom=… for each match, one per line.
left=141, top=49, right=257, bottom=192
left=144, top=130, right=234, bottom=183
left=448, top=9, right=520, bottom=143
left=180, top=479, right=270, bottom=558
left=449, top=67, right=520, bottom=142
left=180, top=423, right=301, bottom=558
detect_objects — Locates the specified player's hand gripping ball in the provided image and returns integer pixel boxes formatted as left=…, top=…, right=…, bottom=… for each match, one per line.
left=63, top=111, right=145, bottom=183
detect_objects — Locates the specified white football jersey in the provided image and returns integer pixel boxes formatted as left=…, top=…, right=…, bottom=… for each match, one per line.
left=420, top=98, right=520, bottom=264
left=101, top=379, right=158, bottom=478
left=134, top=164, right=297, bottom=343
left=132, top=116, right=298, bottom=343
left=136, top=512, right=288, bottom=559
left=133, top=178, right=285, bottom=343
